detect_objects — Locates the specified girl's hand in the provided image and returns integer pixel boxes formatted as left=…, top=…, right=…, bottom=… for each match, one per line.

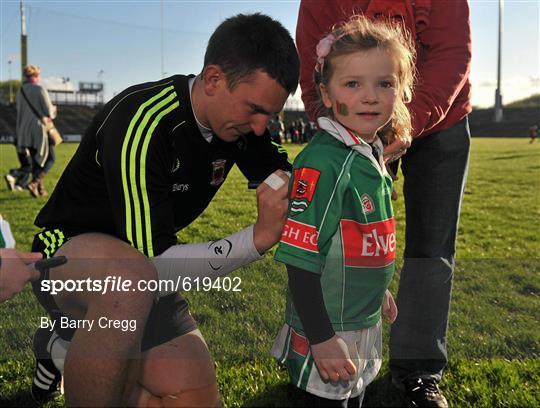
left=382, top=289, right=398, bottom=323
left=310, top=335, right=357, bottom=383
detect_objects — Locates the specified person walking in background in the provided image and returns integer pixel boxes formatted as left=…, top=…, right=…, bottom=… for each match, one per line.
left=4, top=148, right=31, bottom=191
left=5, top=64, right=57, bottom=197
left=297, top=1, right=472, bottom=407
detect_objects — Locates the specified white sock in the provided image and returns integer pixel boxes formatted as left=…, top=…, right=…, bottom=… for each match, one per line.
left=47, top=331, right=69, bottom=373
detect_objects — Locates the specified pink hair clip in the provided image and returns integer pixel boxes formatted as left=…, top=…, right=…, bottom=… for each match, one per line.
left=315, top=33, right=337, bottom=74
left=315, top=32, right=347, bottom=74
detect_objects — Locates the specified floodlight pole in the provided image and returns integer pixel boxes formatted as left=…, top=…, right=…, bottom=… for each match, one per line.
left=161, top=0, right=165, bottom=78
left=494, top=0, right=504, bottom=122
left=20, top=0, right=27, bottom=80
left=8, top=60, right=13, bottom=104
left=98, top=70, right=105, bottom=104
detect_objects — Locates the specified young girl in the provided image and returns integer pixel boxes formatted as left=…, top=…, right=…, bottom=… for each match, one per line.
left=272, top=16, right=415, bottom=406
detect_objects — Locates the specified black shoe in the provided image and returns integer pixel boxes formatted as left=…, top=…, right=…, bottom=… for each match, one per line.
left=31, top=327, right=62, bottom=403
left=401, top=377, right=448, bottom=408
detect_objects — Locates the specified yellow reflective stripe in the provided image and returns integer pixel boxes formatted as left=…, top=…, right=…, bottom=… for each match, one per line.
left=45, top=231, right=57, bottom=254
left=271, top=141, right=287, bottom=154
left=130, top=93, right=177, bottom=255
left=55, top=229, right=65, bottom=248
left=38, top=233, right=52, bottom=258
left=139, top=100, right=179, bottom=256
left=121, top=85, right=175, bottom=251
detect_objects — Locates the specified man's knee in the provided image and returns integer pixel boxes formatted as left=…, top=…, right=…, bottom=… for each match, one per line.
left=130, top=382, right=220, bottom=407
left=161, top=382, right=220, bottom=407
left=50, top=233, right=157, bottom=318
left=139, top=330, right=219, bottom=406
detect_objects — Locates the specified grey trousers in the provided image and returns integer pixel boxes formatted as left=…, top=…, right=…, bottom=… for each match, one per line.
left=389, top=117, right=471, bottom=382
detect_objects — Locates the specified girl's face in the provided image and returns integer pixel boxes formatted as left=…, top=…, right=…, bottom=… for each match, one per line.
left=320, top=47, right=398, bottom=141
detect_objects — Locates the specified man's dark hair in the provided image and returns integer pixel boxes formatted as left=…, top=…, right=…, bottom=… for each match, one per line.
left=204, top=13, right=299, bottom=94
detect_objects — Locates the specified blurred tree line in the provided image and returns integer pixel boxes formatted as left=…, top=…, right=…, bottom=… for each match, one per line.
left=0, top=80, right=22, bottom=105
left=505, top=94, right=540, bottom=109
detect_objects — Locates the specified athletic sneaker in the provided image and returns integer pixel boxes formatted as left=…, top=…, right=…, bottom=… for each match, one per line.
left=4, top=174, right=24, bottom=192
left=401, top=377, right=448, bottom=408
left=4, top=174, right=16, bottom=191
left=31, top=327, right=62, bottom=403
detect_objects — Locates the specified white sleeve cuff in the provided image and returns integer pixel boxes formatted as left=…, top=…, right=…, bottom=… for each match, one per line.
left=151, top=225, right=262, bottom=297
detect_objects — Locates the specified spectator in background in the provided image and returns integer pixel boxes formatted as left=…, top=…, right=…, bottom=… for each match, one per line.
left=292, top=120, right=301, bottom=143
left=306, top=121, right=316, bottom=142
left=283, top=123, right=290, bottom=143
left=296, top=118, right=306, bottom=143
left=529, top=124, right=538, bottom=143
left=5, top=65, right=57, bottom=198
left=288, top=121, right=296, bottom=143
left=296, top=1, right=472, bottom=407
left=269, top=116, right=284, bottom=144
left=277, top=116, right=286, bottom=142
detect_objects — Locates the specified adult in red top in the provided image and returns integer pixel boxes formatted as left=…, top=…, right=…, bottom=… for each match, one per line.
left=296, top=1, right=472, bottom=407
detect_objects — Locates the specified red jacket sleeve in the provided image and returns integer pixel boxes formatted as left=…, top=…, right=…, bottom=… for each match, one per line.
left=409, top=0, right=472, bottom=137
left=296, top=1, right=335, bottom=122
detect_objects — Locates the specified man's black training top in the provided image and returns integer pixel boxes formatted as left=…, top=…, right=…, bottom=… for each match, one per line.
left=35, top=75, right=291, bottom=257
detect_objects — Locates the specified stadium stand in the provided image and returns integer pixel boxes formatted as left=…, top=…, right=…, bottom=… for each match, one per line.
left=467, top=107, right=539, bottom=137
left=284, top=108, right=540, bottom=138
left=0, top=104, right=99, bottom=142
left=0, top=104, right=537, bottom=141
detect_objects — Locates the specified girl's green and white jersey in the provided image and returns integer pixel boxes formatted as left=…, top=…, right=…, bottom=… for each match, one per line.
left=275, top=124, right=396, bottom=332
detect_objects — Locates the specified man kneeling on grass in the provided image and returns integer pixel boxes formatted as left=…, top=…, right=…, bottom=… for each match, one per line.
left=28, top=13, right=298, bottom=406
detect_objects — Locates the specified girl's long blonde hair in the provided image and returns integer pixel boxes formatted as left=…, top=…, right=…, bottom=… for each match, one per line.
left=314, top=15, right=416, bottom=144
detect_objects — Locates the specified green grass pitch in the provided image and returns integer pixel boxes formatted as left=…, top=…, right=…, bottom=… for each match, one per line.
left=0, top=138, right=538, bottom=407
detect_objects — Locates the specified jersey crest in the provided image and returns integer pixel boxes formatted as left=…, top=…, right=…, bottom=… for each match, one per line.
left=361, top=193, right=375, bottom=215
left=290, top=168, right=320, bottom=216
left=210, top=159, right=226, bottom=186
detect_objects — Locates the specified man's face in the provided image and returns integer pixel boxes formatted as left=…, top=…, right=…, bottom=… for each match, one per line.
left=207, top=70, right=289, bottom=142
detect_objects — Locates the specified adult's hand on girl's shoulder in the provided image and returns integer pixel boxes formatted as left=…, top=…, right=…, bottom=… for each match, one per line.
left=383, top=138, right=411, bottom=164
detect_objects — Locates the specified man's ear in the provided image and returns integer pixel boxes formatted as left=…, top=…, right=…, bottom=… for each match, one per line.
left=202, top=65, right=226, bottom=96
left=319, top=83, right=333, bottom=109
